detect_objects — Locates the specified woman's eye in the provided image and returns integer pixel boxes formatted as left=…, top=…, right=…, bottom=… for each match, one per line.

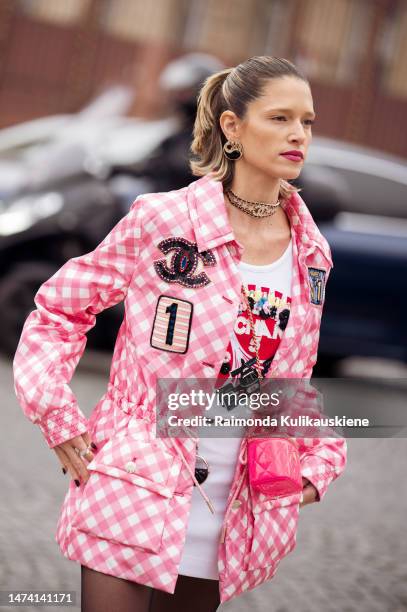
left=272, top=116, right=315, bottom=125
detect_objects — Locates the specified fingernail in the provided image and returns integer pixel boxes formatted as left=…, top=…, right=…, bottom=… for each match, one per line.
left=90, top=442, right=97, bottom=450
left=62, top=467, right=67, bottom=475
left=74, top=479, right=80, bottom=487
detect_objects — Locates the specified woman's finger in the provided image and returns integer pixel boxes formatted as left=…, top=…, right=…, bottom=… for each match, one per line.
left=53, top=434, right=98, bottom=486
left=73, top=438, right=95, bottom=464
left=299, top=484, right=318, bottom=507
left=53, top=445, right=69, bottom=475
left=82, top=431, right=95, bottom=447
left=53, top=445, right=81, bottom=486
left=79, top=431, right=98, bottom=458
left=65, top=438, right=94, bottom=484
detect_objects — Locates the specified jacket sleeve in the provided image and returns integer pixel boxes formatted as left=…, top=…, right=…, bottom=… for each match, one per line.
left=283, top=380, right=347, bottom=503
left=298, top=253, right=347, bottom=503
left=12, top=197, right=142, bottom=448
left=298, top=436, right=347, bottom=502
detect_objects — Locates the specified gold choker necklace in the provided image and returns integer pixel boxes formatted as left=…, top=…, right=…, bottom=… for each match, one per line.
left=225, top=189, right=281, bottom=218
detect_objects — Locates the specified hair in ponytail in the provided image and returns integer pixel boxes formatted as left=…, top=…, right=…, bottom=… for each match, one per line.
left=190, top=68, right=235, bottom=190
left=190, top=56, right=310, bottom=202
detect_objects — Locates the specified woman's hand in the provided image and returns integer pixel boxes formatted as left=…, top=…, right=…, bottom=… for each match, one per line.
left=299, top=477, right=319, bottom=507
left=53, top=431, right=97, bottom=487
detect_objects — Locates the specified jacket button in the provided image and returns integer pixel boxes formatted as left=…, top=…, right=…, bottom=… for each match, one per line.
left=232, top=499, right=242, bottom=509
left=125, top=461, right=137, bottom=473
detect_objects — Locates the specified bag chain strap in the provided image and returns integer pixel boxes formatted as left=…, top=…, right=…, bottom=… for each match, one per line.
left=240, top=284, right=263, bottom=381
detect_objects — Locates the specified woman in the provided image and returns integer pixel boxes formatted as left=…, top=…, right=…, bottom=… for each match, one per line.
left=13, top=56, right=347, bottom=612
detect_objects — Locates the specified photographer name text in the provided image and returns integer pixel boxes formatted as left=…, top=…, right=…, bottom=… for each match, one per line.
left=167, top=414, right=370, bottom=427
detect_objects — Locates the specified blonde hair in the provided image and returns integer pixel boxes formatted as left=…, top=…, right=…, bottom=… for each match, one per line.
left=190, top=56, right=310, bottom=201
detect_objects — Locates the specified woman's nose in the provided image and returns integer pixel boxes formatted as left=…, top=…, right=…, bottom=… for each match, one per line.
left=289, top=121, right=307, bottom=142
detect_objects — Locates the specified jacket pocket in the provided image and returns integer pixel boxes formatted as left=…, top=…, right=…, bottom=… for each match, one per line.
left=71, top=433, right=182, bottom=553
left=244, top=491, right=302, bottom=571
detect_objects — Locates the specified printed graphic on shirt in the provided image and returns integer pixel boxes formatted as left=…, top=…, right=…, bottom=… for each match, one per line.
left=215, top=284, right=291, bottom=393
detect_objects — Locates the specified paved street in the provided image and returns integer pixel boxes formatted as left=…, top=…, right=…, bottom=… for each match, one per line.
left=1, top=352, right=407, bottom=612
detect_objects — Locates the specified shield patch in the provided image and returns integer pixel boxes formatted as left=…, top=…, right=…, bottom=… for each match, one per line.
left=307, top=267, right=326, bottom=306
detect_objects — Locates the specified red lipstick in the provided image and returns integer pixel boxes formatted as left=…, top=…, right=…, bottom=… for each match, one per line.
left=280, top=150, right=304, bottom=162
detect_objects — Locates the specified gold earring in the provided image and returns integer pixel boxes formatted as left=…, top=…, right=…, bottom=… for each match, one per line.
left=223, top=140, right=243, bottom=160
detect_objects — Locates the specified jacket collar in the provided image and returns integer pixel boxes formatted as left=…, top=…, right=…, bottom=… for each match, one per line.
left=186, top=174, right=333, bottom=266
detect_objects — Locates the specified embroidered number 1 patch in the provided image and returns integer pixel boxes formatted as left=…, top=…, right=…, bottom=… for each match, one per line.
left=308, top=267, right=326, bottom=306
left=150, top=295, right=193, bottom=354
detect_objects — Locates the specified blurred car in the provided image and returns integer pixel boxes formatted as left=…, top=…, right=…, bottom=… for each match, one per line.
left=316, top=214, right=406, bottom=371
left=0, top=175, right=123, bottom=355
left=0, top=85, right=135, bottom=202
left=0, top=113, right=179, bottom=355
left=300, top=135, right=407, bottom=218
left=295, top=139, right=407, bottom=373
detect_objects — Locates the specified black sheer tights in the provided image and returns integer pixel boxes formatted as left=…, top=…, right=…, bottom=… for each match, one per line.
left=81, top=565, right=221, bottom=612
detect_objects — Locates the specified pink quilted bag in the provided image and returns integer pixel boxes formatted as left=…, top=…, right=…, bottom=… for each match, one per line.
left=247, top=436, right=303, bottom=498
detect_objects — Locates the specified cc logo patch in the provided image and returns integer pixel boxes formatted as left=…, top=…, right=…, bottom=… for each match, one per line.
left=153, top=237, right=216, bottom=288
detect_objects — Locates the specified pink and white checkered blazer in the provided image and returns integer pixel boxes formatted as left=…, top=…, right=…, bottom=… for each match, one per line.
left=13, top=174, right=347, bottom=604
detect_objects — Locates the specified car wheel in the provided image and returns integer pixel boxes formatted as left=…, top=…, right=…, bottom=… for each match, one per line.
left=0, top=261, right=123, bottom=357
left=313, top=354, right=342, bottom=377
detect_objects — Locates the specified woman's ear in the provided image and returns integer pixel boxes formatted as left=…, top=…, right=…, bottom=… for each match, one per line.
left=220, top=110, right=241, bottom=142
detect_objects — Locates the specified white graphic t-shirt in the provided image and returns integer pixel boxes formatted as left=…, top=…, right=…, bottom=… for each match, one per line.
left=178, top=239, right=293, bottom=579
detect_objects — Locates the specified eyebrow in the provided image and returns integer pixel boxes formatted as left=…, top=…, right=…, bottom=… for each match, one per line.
left=265, top=107, right=316, bottom=118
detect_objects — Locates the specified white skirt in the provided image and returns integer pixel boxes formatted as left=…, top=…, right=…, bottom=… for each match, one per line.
left=178, top=435, right=242, bottom=579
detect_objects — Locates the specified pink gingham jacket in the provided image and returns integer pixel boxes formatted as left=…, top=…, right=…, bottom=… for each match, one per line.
left=13, top=174, right=347, bottom=604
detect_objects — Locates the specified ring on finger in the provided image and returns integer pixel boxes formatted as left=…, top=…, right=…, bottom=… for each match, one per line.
left=74, top=445, right=93, bottom=458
